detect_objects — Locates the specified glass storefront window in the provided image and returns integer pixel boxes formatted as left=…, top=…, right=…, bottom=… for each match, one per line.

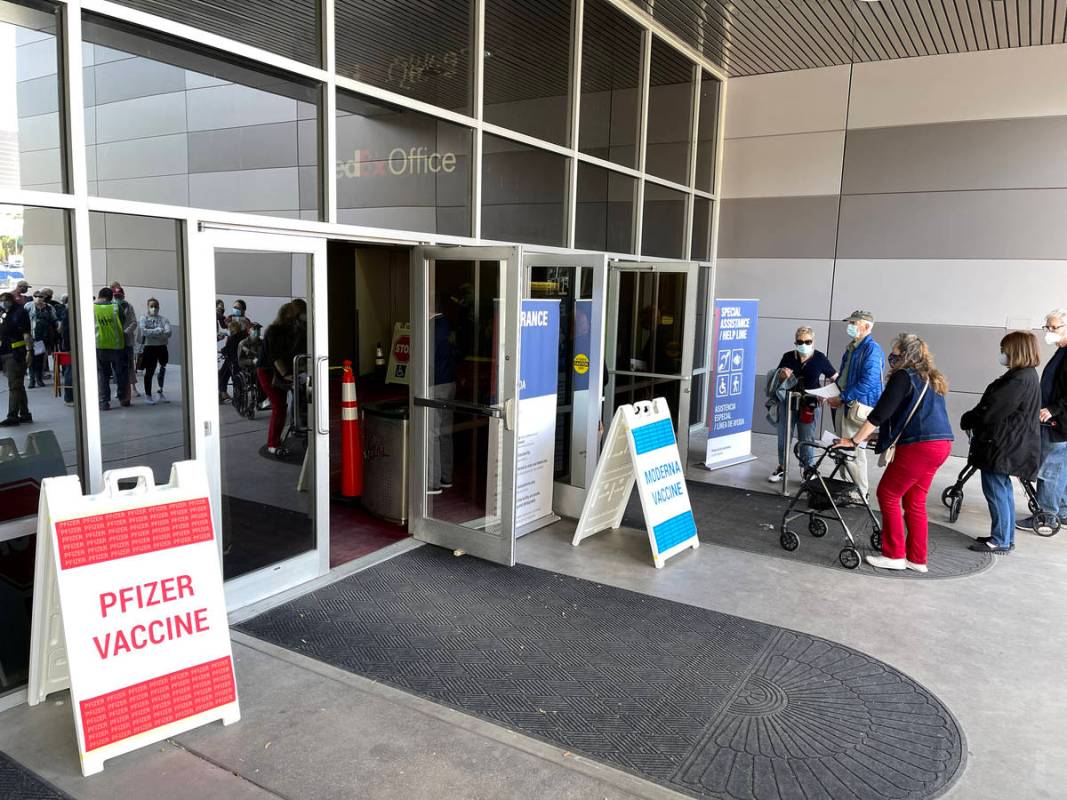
left=481, top=134, right=567, bottom=247
left=88, top=212, right=189, bottom=484
left=336, top=91, right=472, bottom=236
left=691, top=196, right=713, bottom=261
left=578, top=0, right=641, bottom=169
left=695, top=71, right=720, bottom=194
left=337, top=0, right=473, bottom=115
left=1, top=0, right=65, bottom=193
left=641, top=182, right=687, bottom=259
left=82, top=14, right=322, bottom=220
left=574, top=162, right=635, bottom=254
left=484, top=0, right=571, bottom=146
left=107, top=0, right=320, bottom=67
left=0, top=204, right=80, bottom=695
left=645, top=37, right=693, bottom=186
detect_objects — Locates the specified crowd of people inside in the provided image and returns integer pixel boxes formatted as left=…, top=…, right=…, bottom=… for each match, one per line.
left=0, top=280, right=71, bottom=426
left=768, top=308, right=1067, bottom=572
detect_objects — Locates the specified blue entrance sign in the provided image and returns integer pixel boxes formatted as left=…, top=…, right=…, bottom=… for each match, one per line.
left=516, top=299, right=560, bottom=531
left=706, top=299, right=759, bottom=469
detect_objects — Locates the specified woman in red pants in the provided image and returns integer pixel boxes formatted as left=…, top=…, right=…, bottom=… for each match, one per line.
left=834, top=334, right=954, bottom=572
left=258, top=302, right=300, bottom=457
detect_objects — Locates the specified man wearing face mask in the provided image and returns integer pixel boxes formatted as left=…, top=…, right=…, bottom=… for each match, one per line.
left=224, top=298, right=254, bottom=333
left=829, top=310, right=885, bottom=499
left=767, top=326, right=837, bottom=481
left=1018, top=309, right=1067, bottom=530
left=109, top=281, right=138, bottom=404
left=0, top=291, right=32, bottom=426
left=138, top=297, right=172, bottom=404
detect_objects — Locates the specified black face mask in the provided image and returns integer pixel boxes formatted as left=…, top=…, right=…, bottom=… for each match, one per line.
left=888, top=353, right=903, bottom=369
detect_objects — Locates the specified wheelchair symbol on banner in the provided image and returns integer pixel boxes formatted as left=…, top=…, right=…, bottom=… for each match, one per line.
left=716, top=375, right=729, bottom=397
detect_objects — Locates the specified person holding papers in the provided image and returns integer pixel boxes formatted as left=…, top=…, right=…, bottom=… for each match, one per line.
left=768, top=326, right=838, bottom=481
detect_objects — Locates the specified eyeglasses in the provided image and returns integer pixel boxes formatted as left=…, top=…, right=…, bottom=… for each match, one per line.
left=795, top=339, right=813, bottom=345
left=1044, top=323, right=1065, bottom=332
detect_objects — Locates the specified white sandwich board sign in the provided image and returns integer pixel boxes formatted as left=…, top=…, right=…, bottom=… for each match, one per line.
left=28, top=461, right=239, bottom=776
left=573, top=399, right=699, bottom=568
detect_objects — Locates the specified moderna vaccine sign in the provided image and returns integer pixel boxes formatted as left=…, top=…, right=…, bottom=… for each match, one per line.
left=706, top=299, right=759, bottom=469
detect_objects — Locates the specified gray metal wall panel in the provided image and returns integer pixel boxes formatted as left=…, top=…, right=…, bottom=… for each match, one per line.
left=718, top=196, right=840, bottom=259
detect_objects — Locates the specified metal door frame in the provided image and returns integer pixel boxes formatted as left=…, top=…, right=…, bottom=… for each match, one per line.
left=604, top=260, right=698, bottom=468
left=521, top=250, right=607, bottom=520
left=409, top=245, right=522, bottom=565
left=189, top=226, right=330, bottom=610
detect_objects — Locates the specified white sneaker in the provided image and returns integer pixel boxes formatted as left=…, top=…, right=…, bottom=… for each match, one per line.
left=906, top=561, right=928, bottom=573
left=768, top=468, right=785, bottom=483
left=865, top=554, right=906, bottom=570
left=157, top=391, right=169, bottom=403
left=144, top=395, right=156, bottom=405
left=427, top=487, right=443, bottom=496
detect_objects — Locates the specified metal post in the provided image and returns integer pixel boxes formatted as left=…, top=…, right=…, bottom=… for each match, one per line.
left=782, top=392, right=794, bottom=497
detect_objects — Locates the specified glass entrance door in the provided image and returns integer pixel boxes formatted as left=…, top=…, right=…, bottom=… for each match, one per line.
left=410, top=246, right=521, bottom=565
left=191, top=228, right=329, bottom=609
left=605, top=261, right=698, bottom=467
left=522, top=252, right=607, bottom=519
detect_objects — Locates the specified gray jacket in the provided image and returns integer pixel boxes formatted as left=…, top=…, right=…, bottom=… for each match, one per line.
left=765, top=369, right=797, bottom=426
left=138, top=313, right=172, bottom=348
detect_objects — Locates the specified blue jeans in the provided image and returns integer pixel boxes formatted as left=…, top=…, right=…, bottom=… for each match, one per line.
left=776, top=398, right=817, bottom=468
left=1036, top=427, right=1067, bottom=519
left=980, top=471, right=1014, bottom=548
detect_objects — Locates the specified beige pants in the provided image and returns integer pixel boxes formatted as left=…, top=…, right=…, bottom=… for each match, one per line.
left=837, top=403, right=871, bottom=498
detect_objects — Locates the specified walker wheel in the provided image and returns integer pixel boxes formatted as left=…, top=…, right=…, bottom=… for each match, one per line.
left=780, top=529, right=800, bottom=552
left=839, top=547, right=861, bottom=570
left=941, top=485, right=963, bottom=510
left=869, top=530, right=882, bottom=551
left=948, top=494, right=963, bottom=524
left=808, top=517, right=828, bottom=538
left=1033, top=511, right=1061, bottom=538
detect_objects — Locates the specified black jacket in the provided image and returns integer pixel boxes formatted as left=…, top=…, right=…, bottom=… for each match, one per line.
left=1044, top=348, right=1067, bottom=443
left=961, top=367, right=1041, bottom=479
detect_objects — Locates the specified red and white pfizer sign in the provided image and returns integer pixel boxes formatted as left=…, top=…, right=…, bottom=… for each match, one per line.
left=33, top=462, right=238, bottom=775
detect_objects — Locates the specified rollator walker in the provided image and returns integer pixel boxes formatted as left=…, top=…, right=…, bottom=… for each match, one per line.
left=779, top=440, right=882, bottom=569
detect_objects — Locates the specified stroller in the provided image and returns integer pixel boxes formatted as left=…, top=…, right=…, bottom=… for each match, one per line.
left=940, top=431, right=1060, bottom=536
left=779, top=441, right=883, bottom=569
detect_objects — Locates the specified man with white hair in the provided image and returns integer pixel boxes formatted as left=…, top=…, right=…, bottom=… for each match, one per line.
left=1019, top=308, right=1067, bottom=529
left=828, top=310, right=885, bottom=499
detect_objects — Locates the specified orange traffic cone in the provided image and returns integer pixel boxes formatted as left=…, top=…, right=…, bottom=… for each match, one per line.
left=341, top=360, right=363, bottom=497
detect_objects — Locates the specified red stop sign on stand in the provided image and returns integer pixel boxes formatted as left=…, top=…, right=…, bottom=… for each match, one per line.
left=393, top=335, right=410, bottom=363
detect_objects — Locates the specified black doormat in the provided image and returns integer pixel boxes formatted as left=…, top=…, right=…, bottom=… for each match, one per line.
left=0, top=752, right=72, bottom=800
left=622, top=482, right=994, bottom=580
left=237, top=547, right=965, bottom=800
left=220, top=495, right=314, bottom=581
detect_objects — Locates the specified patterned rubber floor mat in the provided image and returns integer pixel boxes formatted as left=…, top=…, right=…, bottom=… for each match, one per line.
left=237, top=547, right=966, bottom=799
left=0, top=752, right=72, bottom=800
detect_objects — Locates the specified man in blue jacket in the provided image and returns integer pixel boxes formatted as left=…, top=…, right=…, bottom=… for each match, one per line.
left=829, top=310, right=885, bottom=498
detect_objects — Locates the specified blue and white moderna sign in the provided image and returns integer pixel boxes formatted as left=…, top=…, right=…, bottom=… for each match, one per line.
left=706, top=299, right=759, bottom=469
left=573, top=399, right=698, bottom=568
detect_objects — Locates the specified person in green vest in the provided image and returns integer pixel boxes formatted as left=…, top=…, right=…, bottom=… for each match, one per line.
left=94, top=287, right=127, bottom=411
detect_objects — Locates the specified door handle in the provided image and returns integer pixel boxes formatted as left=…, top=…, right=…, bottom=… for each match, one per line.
left=316, top=356, right=329, bottom=435
left=504, top=397, right=516, bottom=431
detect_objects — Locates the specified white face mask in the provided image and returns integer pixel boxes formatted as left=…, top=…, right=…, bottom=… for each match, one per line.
left=148, top=307, right=159, bottom=316
left=997, top=352, right=1009, bottom=367
left=232, top=307, right=242, bottom=317
left=1045, top=330, right=1063, bottom=346
left=796, top=343, right=814, bottom=357
left=846, top=323, right=859, bottom=339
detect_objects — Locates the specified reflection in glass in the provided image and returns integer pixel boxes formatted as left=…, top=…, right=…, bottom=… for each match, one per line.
left=695, top=72, right=720, bottom=193
left=484, top=0, right=571, bottom=146
left=89, top=213, right=189, bottom=485
left=693, top=267, right=710, bottom=369
left=641, top=182, right=687, bottom=260
left=337, top=0, right=473, bottom=114
left=0, top=204, right=79, bottom=694
left=529, top=266, right=594, bottom=486
left=82, top=14, right=321, bottom=219
left=426, top=260, right=501, bottom=530
left=575, top=162, right=635, bottom=254
left=1, top=0, right=65, bottom=193
left=336, top=91, right=472, bottom=236
left=214, top=251, right=314, bottom=579
left=645, top=38, right=693, bottom=186
left=691, top=197, right=713, bottom=261
left=578, top=0, right=641, bottom=168
left=481, top=135, right=567, bottom=247
left=107, top=0, right=320, bottom=66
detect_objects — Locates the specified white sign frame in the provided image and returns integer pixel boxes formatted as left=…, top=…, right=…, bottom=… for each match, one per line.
left=28, top=462, right=239, bottom=776
left=573, top=399, right=699, bottom=568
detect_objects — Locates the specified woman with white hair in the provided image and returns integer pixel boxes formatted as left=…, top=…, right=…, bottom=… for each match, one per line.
left=768, top=325, right=836, bottom=481
left=1018, top=308, right=1067, bottom=530
left=834, top=334, right=954, bottom=572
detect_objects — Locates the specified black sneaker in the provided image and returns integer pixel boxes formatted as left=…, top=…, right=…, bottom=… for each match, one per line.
left=969, top=540, right=1012, bottom=553
left=1015, top=516, right=1035, bottom=531
left=18, top=413, right=32, bottom=423
left=0, top=416, right=18, bottom=427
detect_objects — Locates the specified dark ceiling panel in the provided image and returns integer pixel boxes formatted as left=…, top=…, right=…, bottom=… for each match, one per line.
left=626, top=0, right=1067, bottom=76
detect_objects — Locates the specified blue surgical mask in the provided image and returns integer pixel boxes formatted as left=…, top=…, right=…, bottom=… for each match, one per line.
left=846, top=323, right=859, bottom=339
left=997, top=352, right=1009, bottom=367
left=796, top=343, right=813, bottom=357
left=232, top=307, right=242, bottom=317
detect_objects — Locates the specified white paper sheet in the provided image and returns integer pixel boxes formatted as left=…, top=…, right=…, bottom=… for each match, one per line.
left=805, top=383, right=840, bottom=400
